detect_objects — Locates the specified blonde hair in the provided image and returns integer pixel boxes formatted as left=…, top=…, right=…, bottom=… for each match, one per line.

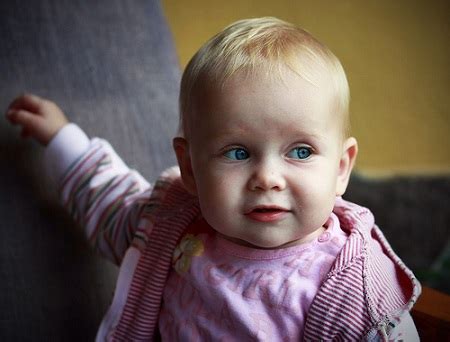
left=179, top=17, right=350, bottom=138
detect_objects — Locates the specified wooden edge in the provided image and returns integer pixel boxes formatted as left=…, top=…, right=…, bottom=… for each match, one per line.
left=411, top=286, right=450, bottom=340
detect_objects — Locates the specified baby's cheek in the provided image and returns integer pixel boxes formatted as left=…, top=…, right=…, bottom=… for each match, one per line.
left=202, top=169, right=240, bottom=197
left=198, top=178, right=238, bottom=218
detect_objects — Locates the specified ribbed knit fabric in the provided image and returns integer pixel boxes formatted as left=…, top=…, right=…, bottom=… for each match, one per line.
left=303, top=199, right=420, bottom=340
left=59, top=137, right=152, bottom=265
left=106, top=178, right=420, bottom=340
left=112, top=175, right=200, bottom=340
left=52, top=132, right=420, bottom=341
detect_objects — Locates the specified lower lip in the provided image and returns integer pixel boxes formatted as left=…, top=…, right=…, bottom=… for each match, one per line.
left=245, top=211, right=289, bottom=223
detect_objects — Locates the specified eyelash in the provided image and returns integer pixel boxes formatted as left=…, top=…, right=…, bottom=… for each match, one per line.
left=222, top=145, right=314, bottom=161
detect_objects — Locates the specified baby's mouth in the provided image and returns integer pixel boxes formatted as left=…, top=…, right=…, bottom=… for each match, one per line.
left=246, top=205, right=289, bottom=214
left=245, top=206, right=290, bottom=222
left=253, top=208, right=284, bottom=213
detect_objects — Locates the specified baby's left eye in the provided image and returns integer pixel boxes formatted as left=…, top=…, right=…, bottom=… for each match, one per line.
left=287, top=146, right=312, bottom=160
left=223, top=148, right=249, bottom=161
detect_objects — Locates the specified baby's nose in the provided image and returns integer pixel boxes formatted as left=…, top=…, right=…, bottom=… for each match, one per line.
left=247, top=162, right=286, bottom=191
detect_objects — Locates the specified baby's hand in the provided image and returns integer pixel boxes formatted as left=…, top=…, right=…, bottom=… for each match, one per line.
left=6, top=94, right=69, bottom=146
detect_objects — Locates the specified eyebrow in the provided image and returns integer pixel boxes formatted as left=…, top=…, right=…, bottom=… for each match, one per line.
left=203, top=123, right=250, bottom=140
left=206, top=126, right=326, bottom=144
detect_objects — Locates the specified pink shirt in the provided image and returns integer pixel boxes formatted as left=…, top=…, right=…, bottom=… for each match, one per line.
left=159, top=213, right=348, bottom=341
left=44, top=125, right=420, bottom=340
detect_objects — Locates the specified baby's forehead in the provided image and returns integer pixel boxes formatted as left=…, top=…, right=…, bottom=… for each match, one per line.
left=186, top=70, right=344, bottom=139
left=207, top=66, right=335, bottom=110
left=182, top=60, right=349, bottom=140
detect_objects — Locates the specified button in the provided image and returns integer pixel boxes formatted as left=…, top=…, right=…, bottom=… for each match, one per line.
left=318, top=231, right=330, bottom=242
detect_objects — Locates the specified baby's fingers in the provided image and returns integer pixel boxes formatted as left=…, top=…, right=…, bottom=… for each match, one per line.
left=8, top=94, right=43, bottom=114
left=7, top=108, right=45, bottom=139
left=6, top=108, right=58, bottom=145
left=6, top=108, right=41, bottom=127
left=6, top=94, right=68, bottom=145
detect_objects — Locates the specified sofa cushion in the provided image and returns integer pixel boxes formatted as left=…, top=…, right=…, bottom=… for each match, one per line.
left=0, top=0, right=180, bottom=340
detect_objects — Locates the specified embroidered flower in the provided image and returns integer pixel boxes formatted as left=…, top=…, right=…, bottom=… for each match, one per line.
left=172, top=234, right=204, bottom=274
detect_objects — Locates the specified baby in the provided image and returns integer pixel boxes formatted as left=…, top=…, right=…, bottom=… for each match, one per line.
left=6, top=17, right=420, bottom=341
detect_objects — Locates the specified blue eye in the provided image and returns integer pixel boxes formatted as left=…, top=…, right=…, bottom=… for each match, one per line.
left=287, top=146, right=312, bottom=160
left=224, top=148, right=249, bottom=160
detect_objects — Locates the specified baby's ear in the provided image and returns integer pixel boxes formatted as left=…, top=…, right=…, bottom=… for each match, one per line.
left=173, top=137, right=197, bottom=195
left=335, top=137, right=358, bottom=196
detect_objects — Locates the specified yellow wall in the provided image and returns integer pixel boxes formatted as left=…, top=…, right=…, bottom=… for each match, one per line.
left=162, top=0, right=449, bottom=176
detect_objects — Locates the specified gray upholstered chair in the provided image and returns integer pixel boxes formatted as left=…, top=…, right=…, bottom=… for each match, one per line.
left=1, top=1, right=448, bottom=340
left=0, top=1, right=179, bottom=339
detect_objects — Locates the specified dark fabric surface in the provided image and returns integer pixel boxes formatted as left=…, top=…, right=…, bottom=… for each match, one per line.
left=346, top=174, right=450, bottom=293
left=0, top=0, right=180, bottom=340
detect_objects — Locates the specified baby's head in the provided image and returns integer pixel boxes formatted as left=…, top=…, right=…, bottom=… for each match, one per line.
left=174, top=17, right=358, bottom=249
left=179, top=16, right=350, bottom=140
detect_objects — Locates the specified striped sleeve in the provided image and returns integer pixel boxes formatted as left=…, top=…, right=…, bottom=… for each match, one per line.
left=45, top=124, right=152, bottom=265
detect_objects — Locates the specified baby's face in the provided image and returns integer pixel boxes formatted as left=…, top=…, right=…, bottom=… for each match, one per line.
left=182, top=67, right=356, bottom=249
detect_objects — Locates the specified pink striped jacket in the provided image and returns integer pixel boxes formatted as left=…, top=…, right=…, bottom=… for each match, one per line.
left=50, top=128, right=421, bottom=341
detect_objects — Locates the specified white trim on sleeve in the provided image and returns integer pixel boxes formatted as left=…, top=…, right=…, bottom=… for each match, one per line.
left=44, top=123, right=91, bottom=184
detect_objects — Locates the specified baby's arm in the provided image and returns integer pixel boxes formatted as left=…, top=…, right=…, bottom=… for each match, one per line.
left=6, top=94, right=152, bottom=265
left=6, top=94, right=69, bottom=145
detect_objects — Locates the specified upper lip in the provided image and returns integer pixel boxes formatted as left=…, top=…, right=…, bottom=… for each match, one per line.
left=245, top=205, right=290, bottom=214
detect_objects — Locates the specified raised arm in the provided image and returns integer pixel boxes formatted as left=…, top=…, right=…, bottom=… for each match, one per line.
left=6, top=94, right=152, bottom=265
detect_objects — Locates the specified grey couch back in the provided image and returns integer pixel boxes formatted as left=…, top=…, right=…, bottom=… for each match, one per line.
left=0, top=1, right=180, bottom=340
